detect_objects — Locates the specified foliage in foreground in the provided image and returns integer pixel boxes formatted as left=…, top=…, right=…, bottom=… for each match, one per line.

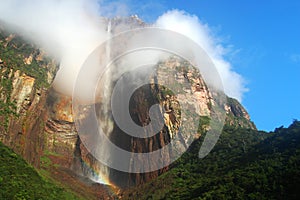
left=0, top=142, right=82, bottom=200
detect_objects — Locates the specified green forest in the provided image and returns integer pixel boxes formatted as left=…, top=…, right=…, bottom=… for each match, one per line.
left=122, top=120, right=300, bottom=199
left=3, top=120, right=299, bottom=199
left=0, top=141, right=83, bottom=200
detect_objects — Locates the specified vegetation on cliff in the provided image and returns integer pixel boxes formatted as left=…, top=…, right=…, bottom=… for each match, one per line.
left=0, top=26, right=56, bottom=130
left=0, top=27, right=55, bottom=88
left=122, top=120, right=300, bottom=199
left=0, top=141, right=83, bottom=200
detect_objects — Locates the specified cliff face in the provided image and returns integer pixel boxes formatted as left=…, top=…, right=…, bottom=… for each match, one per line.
left=225, top=97, right=256, bottom=129
left=0, top=27, right=116, bottom=199
left=44, top=92, right=77, bottom=168
left=0, top=22, right=255, bottom=194
left=0, top=69, right=49, bottom=167
left=106, top=57, right=255, bottom=187
left=0, top=27, right=57, bottom=167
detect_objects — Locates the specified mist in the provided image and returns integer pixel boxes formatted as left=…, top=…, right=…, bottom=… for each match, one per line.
left=155, top=10, right=247, bottom=101
left=0, top=0, right=108, bottom=96
left=0, top=1, right=246, bottom=102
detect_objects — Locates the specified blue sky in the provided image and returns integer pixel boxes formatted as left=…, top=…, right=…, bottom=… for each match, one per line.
left=118, top=0, right=300, bottom=131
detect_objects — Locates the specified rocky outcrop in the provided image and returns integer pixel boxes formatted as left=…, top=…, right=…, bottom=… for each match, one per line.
left=102, top=57, right=255, bottom=187
left=225, top=97, right=256, bottom=129
left=43, top=91, right=77, bottom=168
left=0, top=62, right=53, bottom=167
left=0, top=20, right=256, bottom=197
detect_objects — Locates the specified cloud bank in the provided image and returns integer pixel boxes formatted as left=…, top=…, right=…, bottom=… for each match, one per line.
left=0, top=1, right=246, bottom=101
left=0, top=0, right=108, bottom=96
left=155, top=10, right=247, bottom=101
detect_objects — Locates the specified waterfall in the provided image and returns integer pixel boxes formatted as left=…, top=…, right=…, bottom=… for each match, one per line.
left=106, top=20, right=112, bottom=61
left=86, top=19, right=114, bottom=185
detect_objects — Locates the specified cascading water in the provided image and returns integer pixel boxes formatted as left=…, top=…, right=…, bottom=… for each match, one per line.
left=72, top=20, right=227, bottom=189
left=84, top=20, right=114, bottom=185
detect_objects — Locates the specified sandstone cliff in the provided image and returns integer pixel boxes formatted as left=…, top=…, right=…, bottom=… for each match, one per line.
left=0, top=25, right=116, bottom=199
left=0, top=21, right=256, bottom=197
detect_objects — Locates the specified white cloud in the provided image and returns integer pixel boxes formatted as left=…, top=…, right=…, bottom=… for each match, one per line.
left=0, top=0, right=108, bottom=96
left=155, top=10, right=247, bottom=101
left=0, top=2, right=247, bottom=102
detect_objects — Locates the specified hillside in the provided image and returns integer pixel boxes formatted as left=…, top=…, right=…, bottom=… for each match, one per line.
left=0, top=141, right=83, bottom=199
left=121, top=120, right=300, bottom=199
left=2, top=121, right=299, bottom=200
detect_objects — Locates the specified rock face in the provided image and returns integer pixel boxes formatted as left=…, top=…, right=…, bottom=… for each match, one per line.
left=0, top=26, right=117, bottom=199
left=0, top=68, right=49, bottom=167
left=0, top=21, right=256, bottom=196
left=0, top=26, right=57, bottom=167
left=225, top=97, right=256, bottom=129
left=44, top=91, right=77, bottom=168
left=105, top=57, right=256, bottom=187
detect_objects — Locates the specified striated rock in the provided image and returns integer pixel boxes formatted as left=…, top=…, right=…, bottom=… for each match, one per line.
left=43, top=91, right=77, bottom=168
left=0, top=74, right=49, bottom=167
left=11, top=70, right=36, bottom=113
left=109, top=57, right=255, bottom=187
left=0, top=26, right=116, bottom=199
left=0, top=20, right=256, bottom=198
